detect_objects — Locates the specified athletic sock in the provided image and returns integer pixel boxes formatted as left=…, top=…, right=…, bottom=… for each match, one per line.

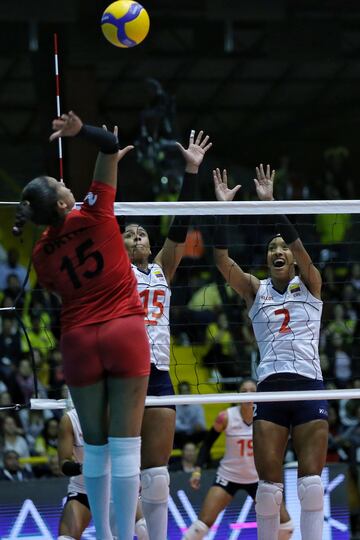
left=109, top=436, right=141, bottom=540
left=82, top=442, right=112, bottom=540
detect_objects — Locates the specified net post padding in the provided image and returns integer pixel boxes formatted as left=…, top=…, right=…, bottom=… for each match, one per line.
left=30, top=389, right=360, bottom=409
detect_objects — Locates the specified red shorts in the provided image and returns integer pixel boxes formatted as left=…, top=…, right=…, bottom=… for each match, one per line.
left=60, top=315, right=150, bottom=387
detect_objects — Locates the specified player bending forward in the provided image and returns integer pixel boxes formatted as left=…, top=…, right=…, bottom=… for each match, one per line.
left=57, top=406, right=149, bottom=540
left=183, top=378, right=293, bottom=539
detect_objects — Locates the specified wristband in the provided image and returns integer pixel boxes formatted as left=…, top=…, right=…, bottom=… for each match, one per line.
left=61, top=460, right=82, bottom=477
left=78, top=124, right=118, bottom=154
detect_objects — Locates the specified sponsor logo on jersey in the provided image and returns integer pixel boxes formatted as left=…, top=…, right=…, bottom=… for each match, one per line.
left=289, top=283, right=301, bottom=294
left=319, top=408, right=328, bottom=416
left=154, top=269, right=164, bottom=279
left=84, top=192, right=98, bottom=206
left=261, top=295, right=273, bottom=300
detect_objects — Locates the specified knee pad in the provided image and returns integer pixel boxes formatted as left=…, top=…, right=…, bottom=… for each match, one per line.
left=58, top=536, right=76, bottom=540
left=141, top=466, right=169, bottom=504
left=297, top=475, right=323, bottom=512
left=279, top=518, right=294, bottom=539
left=135, top=517, right=149, bottom=540
left=255, top=481, right=283, bottom=517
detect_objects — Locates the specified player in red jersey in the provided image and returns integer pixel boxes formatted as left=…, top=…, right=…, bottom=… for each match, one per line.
left=13, top=111, right=150, bottom=540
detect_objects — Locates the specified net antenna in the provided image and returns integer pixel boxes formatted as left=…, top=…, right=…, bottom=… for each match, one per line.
left=53, top=33, right=63, bottom=183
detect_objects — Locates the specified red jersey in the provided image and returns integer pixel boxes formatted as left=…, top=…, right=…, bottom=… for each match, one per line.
left=32, top=181, right=143, bottom=333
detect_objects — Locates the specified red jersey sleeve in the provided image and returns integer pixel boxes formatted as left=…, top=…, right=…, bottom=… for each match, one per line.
left=80, top=181, right=116, bottom=223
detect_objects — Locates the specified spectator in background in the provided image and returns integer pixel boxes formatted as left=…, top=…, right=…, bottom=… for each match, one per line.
left=174, top=381, right=206, bottom=448
left=48, top=349, right=65, bottom=399
left=34, top=417, right=59, bottom=459
left=0, top=414, right=30, bottom=464
left=0, top=391, right=13, bottom=422
left=0, top=248, right=29, bottom=291
left=204, top=312, right=240, bottom=384
left=169, top=442, right=198, bottom=473
left=327, top=334, right=353, bottom=388
left=8, top=358, right=37, bottom=404
left=21, top=311, right=56, bottom=360
left=0, top=316, right=21, bottom=382
left=351, top=263, right=360, bottom=292
left=186, top=281, right=235, bottom=343
left=43, top=454, right=62, bottom=478
left=325, top=304, right=356, bottom=346
left=0, top=450, right=33, bottom=481
left=19, top=408, right=52, bottom=452
left=327, top=404, right=347, bottom=463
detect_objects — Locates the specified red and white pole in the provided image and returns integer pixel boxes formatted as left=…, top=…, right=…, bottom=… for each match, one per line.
left=53, top=33, right=64, bottom=183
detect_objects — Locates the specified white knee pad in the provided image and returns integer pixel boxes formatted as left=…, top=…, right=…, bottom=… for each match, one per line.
left=135, top=517, right=149, bottom=540
left=255, top=481, right=283, bottom=517
left=279, top=518, right=294, bottom=539
left=58, top=536, right=76, bottom=540
left=297, top=475, right=323, bottom=512
left=141, top=466, right=170, bottom=504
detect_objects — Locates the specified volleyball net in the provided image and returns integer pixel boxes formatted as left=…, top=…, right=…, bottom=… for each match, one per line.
left=0, top=199, right=360, bottom=410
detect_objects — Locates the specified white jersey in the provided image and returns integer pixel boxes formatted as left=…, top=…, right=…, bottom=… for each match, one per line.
left=66, top=409, right=86, bottom=495
left=248, top=276, right=323, bottom=383
left=132, top=263, right=171, bottom=370
left=217, top=406, right=258, bottom=484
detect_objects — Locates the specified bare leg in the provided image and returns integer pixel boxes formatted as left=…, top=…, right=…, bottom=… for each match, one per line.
left=58, top=500, right=91, bottom=540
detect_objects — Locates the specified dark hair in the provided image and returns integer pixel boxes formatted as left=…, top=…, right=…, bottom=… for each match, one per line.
left=12, top=176, right=61, bottom=236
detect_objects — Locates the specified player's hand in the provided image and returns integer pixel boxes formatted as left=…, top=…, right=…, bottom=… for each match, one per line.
left=190, top=469, right=201, bottom=490
left=49, top=111, right=83, bottom=141
left=177, top=130, right=212, bottom=174
left=254, top=163, right=275, bottom=201
left=102, top=124, right=134, bottom=163
left=213, top=168, right=241, bottom=202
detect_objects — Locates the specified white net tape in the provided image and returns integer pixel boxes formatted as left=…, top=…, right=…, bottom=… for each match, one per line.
left=2, top=199, right=360, bottom=214
left=30, top=388, right=360, bottom=410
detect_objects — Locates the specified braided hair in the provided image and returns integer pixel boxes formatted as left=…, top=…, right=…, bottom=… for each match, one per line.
left=12, top=176, right=63, bottom=236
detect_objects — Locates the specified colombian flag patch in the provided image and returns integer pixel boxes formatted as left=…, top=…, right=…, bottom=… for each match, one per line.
left=289, top=283, right=300, bottom=294
left=154, top=270, right=164, bottom=279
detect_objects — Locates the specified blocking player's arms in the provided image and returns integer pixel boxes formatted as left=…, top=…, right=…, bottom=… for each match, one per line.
left=254, top=163, right=322, bottom=299
left=155, top=129, right=212, bottom=283
left=212, top=168, right=260, bottom=306
left=190, top=410, right=228, bottom=490
left=285, top=238, right=322, bottom=299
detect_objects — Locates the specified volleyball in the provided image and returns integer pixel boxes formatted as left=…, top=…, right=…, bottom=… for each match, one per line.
left=101, top=1, right=150, bottom=48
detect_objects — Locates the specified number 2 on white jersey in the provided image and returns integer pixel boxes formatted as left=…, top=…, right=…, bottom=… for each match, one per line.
left=274, top=307, right=291, bottom=334
left=140, top=289, right=165, bottom=326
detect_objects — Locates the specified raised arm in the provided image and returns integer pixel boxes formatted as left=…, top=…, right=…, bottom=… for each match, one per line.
left=189, top=410, right=228, bottom=490
left=213, top=168, right=259, bottom=307
left=154, top=130, right=212, bottom=282
left=50, top=112, right=133, bottom=189
left=58, top=414, right=82, bottom=477
left=254, top=164, right=322, bottom=299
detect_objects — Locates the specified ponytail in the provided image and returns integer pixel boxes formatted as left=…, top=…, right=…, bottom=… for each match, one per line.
left=12, top=176, right=61, bottom=236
